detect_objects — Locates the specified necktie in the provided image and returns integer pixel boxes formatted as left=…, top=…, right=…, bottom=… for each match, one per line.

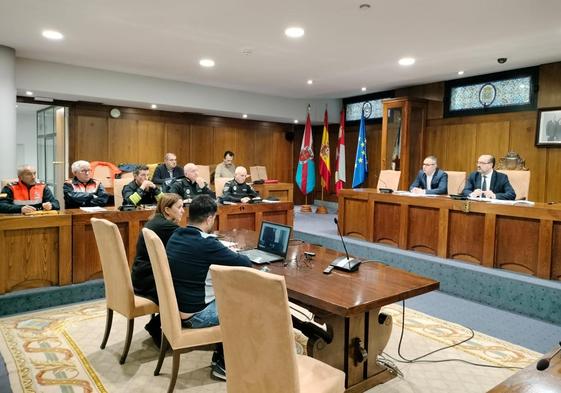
left=482, top=176, right=487, bottom=192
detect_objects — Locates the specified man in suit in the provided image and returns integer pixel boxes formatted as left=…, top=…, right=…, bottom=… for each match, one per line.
left=462, top=154, right=516, bottom=200
left=152, top=153, right=184, bottom=191
left=409, top=155, right=448, bottom=195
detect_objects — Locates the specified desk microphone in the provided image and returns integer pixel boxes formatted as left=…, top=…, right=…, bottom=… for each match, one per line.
left=377, top=178, right=393, bottom=194
left=331, top=218, right=361, bottom=272
left=536, top=341, right=561, bottom=371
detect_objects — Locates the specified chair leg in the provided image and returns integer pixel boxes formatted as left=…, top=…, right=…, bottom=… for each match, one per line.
left=154, top=334, right=169, bottom=376
left=167, top=351, right=181, bottom=393
left=100, top=308, right=114, bottom=349
left=119, top=318, right=135, bottom=364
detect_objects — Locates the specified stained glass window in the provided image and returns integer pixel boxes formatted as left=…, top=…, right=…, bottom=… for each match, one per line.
left=345, top=99, right=385, bottom=121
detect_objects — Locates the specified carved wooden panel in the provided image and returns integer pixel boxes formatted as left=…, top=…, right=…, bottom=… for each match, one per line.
left=342, top=198, right=369, bottom=240
left=447, top=211, right=485, bottom=264
left=373, top=202, right=400, bottom=246
left=407, top=206, right=439, bottom=255
left=495, top=216, right=540, bottom=276
left=550, top=222, right=561, bottom=281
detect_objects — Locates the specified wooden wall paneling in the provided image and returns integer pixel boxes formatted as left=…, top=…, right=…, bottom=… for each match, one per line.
left=367, top=124, right=383, bottom=189
left=235, top=127, right=255, bottom=171
left=545, top=148, right=561, bottom=203
left=423, top=125, right=446, bottom=166
left=165, top=123, right=190, bottom=166
left=190, top=125, right=214, bottom=165
left=475, top=121, right=510, bottom=162
left=137, top=120, right=165, bottom=164
left=538, top=62, right=561, bottom=108
left=444, top=124, right=477, bottom=173
left=108, top=118, right=138, bottom=164
left=74, top=116, right=109, bottom=163
left=213, top=126, right=238, bottom=166
left=270, top=126, right=294, bottom=183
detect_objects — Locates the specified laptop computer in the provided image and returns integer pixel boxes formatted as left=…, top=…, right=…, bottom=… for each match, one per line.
left=239, top=221, right=292, bottom=264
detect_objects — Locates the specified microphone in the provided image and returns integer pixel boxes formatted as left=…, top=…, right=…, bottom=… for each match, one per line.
left=536, top=341, right=561, bottom=371
left=331, top=218, right=361, bottom=272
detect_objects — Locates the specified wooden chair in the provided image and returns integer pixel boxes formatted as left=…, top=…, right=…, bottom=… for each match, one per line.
left=210, top=265, right=345, bottom=393
left=377, top=170, right=401, bottom=192
left=143, top=228, right=222, bottom=393
left=196, top=165, right=211, bottom=185
left=497, top=170, right=531, bottom=200
left=250, top=166, right=268, bottom=181
left=90, top=218, right=158, bottom=364
left=214, top=177, right=233, bottom=197
left=445, top=171, right=466, bottom=195
left=113, top=178, right=129, bottom=207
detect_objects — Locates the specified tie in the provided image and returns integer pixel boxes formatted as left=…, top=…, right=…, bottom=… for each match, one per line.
left=482, top=176, right=487, bottom=192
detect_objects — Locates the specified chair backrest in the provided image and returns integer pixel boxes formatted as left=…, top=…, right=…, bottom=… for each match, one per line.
left=143, top=228, right=183, bottom=345
left=377, top=170, right=401, bottom=192
left=196, top=165, right=211, bottom=184
left=146, top=163, right=159, bottom=180
left=113, top=178, right=129, bottom=207
left=90, top=218, right=135, bottom=315
left=214, top=177, right=233, bottom=197
left=497, top=170, right=530, bottom=200
left=210, top=265, right=299, bottom=393
left=120, top=172, right=134, bottom=181
left=250, top=166, right=268, bottom=181
left=93, top=165, right=113, bottom=188
left=1, top=178, right=17, bottom=188
left=445, top=171, right=466, bottom=195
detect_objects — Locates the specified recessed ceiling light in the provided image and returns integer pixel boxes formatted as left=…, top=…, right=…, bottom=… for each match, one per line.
left=15, top=104, right=18, bottom=108
left=307, top=79, right=313, bottom=85
left=285, top=27, right=305, bottom=38
left=458, top=70, right=465, bottom=75
left=361, top=87, right=367, bottom=92
left=25, top=91, right=33, bottom=96
left=199, top=58, right=215, bottom=68
left=151, top=104, right=158, bottom=109
left=398, top=57, right=415, bottom=66
left=42, top=30, right=64, bottom=40
left=293, top=119, right=299, bottom=124
left=242, top=114, right=248, bottom=118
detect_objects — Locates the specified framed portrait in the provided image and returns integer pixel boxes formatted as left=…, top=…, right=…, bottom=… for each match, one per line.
left=536, top=107, right=561, bottom=146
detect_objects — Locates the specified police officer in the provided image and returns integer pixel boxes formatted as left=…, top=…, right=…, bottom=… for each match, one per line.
left=0, top=165, right=60, bottom=214
left=221, top=166, right=259, bottom=203
left=63, top=160, right=110, bottom=209
left=170, top=163, right=215, bottom=203
left=122, top=165, right=162, bottom=206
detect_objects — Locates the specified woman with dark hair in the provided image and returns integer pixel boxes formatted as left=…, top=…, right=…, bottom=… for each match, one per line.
left=131, top=193, right=184, bottom=345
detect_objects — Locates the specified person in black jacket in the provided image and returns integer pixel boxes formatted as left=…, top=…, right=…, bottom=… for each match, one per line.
left=462, top=154, right=516, bottom=200
left=170, top=163, right=215, bottom=203
left=122, top=165, right=162, bottom=206
left=152, top=153, right=184, bottom=191
left=221, top=166, right=258, bottom=203
left=409, top=156, right=448, bottom=195
left=63, top=160, right=109, bottom=209
left=131, top=193, right=184, bottom=346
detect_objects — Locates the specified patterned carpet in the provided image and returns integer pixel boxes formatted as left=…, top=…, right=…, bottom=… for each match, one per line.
left=0, top=300, right=540, bottom=393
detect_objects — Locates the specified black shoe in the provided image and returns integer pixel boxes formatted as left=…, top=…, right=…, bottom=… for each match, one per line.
left=211, top=350, right=219, bottom=366
left=211, top=357, right=226, bottom=381
left=144, top=317, right=162, bottom=348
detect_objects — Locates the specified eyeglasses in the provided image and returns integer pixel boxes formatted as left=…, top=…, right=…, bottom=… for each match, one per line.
left=477, top=161, right=492, bottom=165
left=80, top=169, right=92, bottom=173
left=422, top=163, right=435, bottom=166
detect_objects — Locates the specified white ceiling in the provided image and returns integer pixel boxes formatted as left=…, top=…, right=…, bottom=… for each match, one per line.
left=1, top=0, right=561, bottom=99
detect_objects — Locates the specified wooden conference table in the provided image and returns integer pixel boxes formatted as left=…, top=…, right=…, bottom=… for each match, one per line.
left=338, top=189, right=561, bottom=280
left=225, top=229, right=439, bottom=393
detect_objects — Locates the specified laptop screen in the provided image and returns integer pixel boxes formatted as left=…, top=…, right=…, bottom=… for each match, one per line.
left=257, top=221, right=292, bottom=257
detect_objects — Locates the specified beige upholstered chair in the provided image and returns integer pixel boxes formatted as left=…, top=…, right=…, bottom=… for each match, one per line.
left=92, top=164, right=113, bottom=188
left=196, top=165, right=211, bottom=185
left=249, top=166, right=268, bottom=181
left=445, top=171, right=467, bottom=195
left=90, top=218, right=158, bottom=364
left=1, top=178, right=18, bottom=188
left=377, top=170, right=401, bottom=192
left=210, top=265, right=345, bottom=393
left=113, top=178, right=129, bottom=207
left=143, top=228, right=222, bottom=393
left=214, top=177, right=233, bottom=197
left=497, top=170, right=531, bottom=200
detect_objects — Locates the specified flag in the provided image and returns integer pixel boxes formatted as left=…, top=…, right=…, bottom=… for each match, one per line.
left=295, top=111, right=316, bottom=195
left=335, top=110, right=346, bottom=195
left=319, top=109, right=331, bottom=192
left=352, top=111, right=368, bottom=188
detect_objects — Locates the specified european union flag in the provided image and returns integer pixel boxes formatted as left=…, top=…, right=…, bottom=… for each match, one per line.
left=352, top=112, right=368, bottom=188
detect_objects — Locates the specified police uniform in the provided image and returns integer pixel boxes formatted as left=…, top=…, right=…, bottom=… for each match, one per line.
left=221, top=179, right=258, bottom=202
left=122, top=180, right=162, bottom=206
left=170, top=178, right=215, bottom=201
left=63, top=177, right=110, bottom=209
left=0, top=181, right=60, bottom=214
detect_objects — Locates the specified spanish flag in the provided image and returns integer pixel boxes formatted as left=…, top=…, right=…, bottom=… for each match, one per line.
left=319, top=109, right=331, bottom=192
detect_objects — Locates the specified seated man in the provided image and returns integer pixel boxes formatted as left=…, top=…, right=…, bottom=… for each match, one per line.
left=214, top=150, right=236, bottom=179
left=462, top=154, right=516, bottom=200
left=409, top=155, right=448, bottom=195
left=170, top=163, right=215, bottom=204
left=221, top=166, right=258, bottom=203
left=63, top=160, right=110, bottom=208
left=0, top=165, right=60, bottom=214
left=152, top=152, right=184, bottom=192
left=166, top=195, right=252, bottom=380
left=122, top=165, right=162, bottom=206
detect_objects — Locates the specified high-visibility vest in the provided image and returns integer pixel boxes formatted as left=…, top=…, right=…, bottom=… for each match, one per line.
left=9, top=182, right=46, bottom=205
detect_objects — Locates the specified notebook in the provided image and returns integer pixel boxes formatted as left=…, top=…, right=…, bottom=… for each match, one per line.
left=239, top=221, right=292, bottom=264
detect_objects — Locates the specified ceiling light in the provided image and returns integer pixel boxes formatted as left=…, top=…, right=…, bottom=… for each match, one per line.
left=458, top=70, right=465, bottom=75
left=307, top=79, right=313, bottom=85
left=242, top=114, right=248, bottom=118
left=42, top=30, right=64, bottom=40
left=293, top=120, right=299, bottom=124
left=361, top=87, right=367, bottom=92
left=285, top=27, right=305, bottom=38
left=359, top=3, right=371, bottom=9
left=199, top=58, right=215, bottom=68
left=15, top=104, right=18, bottom=108
left=25, top=91, right=33, bottom=96
left=398, top=57, right=415, bottom=66
left=151, top=104, right=157, bottom=109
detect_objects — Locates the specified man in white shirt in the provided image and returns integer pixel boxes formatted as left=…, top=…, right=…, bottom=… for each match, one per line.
left=409, top=155, right=448, bottom=195
left=462, top=154, right=516, bottom=200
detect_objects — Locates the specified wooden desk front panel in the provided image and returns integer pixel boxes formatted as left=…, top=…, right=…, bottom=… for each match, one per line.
left=340, top=195, right=370, bottom=240
left=373, top=202, right=400, bottom=247
left=551, top=222, right=561, bottom=281
left=495, top=216, right=540, bottom=276
left=407, top=206, right=439, bottom=255
left=252, top=183, right=294, bottom=202
left=0, top=214, right=72, bottom=294
left=447, top=211, right=485, bottom=264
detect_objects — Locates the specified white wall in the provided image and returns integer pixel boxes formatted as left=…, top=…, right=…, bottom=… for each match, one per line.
left=16, top=111, right=37, bottom=169
left=16, top=58, right=341, bottom=124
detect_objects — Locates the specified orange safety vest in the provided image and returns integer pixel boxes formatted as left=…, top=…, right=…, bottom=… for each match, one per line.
left=9, top=182, right=46, bottom=205
left=66, top=178, right=101, bottom=193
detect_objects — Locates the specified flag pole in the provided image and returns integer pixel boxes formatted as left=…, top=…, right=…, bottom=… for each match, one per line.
left=300, top=104, right=314, bottom=213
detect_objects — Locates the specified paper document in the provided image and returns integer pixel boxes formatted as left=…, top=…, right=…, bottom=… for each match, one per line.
left=80, top=206, right=107, bottom=212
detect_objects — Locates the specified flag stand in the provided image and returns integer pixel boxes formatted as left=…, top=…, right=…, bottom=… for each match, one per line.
left=300, top=195, right=313, bottom=213
left=316, top=188, right=328, bottom=214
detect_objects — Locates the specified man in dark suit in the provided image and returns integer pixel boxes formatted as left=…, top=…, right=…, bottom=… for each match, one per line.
left=409, top=155, right=448, bottom=195
left=152, top=153, right=184, bottom=191
left=462, top=154, right=516, bottom=200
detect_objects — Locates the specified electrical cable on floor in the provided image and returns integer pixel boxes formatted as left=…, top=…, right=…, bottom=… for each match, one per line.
left=385, top=300, right=524, bottom=370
